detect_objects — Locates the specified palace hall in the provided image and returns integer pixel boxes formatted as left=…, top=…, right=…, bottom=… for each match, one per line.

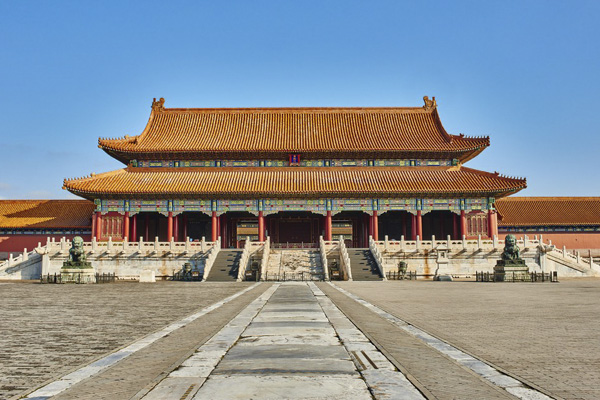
left=58, top=96, right=525, bottom=248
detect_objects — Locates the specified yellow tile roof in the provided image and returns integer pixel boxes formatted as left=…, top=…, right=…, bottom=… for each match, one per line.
left=497, top=197, right=600, bottom=226
left=99, top=102, right=489, bottom=163
left=64, top=167, right=526, bottom=199
left=0, top=200, right=94, bottom=229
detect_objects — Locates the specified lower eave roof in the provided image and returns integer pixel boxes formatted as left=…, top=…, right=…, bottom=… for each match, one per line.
left=63, top=166, right=526, bottom=200
left=0, top=200, right=94, bottom=229
left=496, top=197, right=600, bottom=227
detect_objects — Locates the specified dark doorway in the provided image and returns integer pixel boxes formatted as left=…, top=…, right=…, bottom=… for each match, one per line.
left=185, top=212, right=211, bottom=242
left=422, top=210, right=456, bottom=240
left=379, top=211, right=413, bottom=241
left=266, top=211, right=322, bottom=246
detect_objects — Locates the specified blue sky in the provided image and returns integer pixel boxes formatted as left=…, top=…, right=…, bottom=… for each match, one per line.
left=0, top=1, right=598, bottom=199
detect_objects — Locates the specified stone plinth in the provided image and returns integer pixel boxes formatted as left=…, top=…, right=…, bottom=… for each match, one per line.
left=494, top=259, right=530, bottom=282
left=61, top=265, right=96, bottom=284
left=139, top=270, right=156, bottom=283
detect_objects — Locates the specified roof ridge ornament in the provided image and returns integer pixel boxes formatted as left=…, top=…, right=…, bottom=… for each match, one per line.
left=423, top=96, right=437, bottom=110
left=152, top=97, right=165, bottom=113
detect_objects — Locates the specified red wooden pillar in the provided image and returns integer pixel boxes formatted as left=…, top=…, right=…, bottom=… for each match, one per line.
left=258, top=211, right=265, bottom=242
left=174, top=214, right=179, bottom=242
left=183, top=214, right=188, bottom=240
left=411, top=214, right=417, bottom=240
left=145, top=214, right=150, bottom=241
left=325, top=211, right=332, bottom=241
left=372, top=210, right=379, bottom=241
left=95, top=212, right=102, bottom=240
left=123, top=211, right=130, bottom=240
left=460, top=210, right=467, bottom=238
left=167, top=211, right=173, bottom=240
left=211, top=211, right=218, bottom=242
left=91, top=212, right=97, bottom=239
left=488, top=209, right=498, bottom=238
left=416, top=210, right=423, bottom=239
left=132, top=214, right=137, bottom=242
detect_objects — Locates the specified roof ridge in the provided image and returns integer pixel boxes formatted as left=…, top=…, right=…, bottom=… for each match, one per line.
left=498, top=196, right=600, bottom=201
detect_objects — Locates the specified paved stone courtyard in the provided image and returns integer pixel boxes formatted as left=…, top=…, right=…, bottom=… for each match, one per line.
left=0, top=279, right=598, bottom=399
left=0, top=281, right=255, bottom=400
left=337, top=279, right=600, bottom=400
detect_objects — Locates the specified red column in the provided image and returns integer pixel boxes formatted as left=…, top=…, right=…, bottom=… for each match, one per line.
left=373, top=210, right=379, bottom=241
left=258, top=211, right=265, bottom=242
left=167, top=211, right=173, bottom=240
left=183, top=214, right=188, bottom=240
left=416, top=210, right=423, bottom=239
left=91, top=212, right=97, bottom=239
left=123, top=211, right=130, bottom=240
left=411, top=214, right=417, bottom=240
left=211, top=211, right=217, bottom=242
left=488, top=210, right=498, bottom=238
left=174, top=214, right=179, bottom=242
left=145, top=214, right=150, bottom=241
left=460, top=210, right=467, bottom=238
left=325, top=211, right=332, bottom=241
left=95, top=212, right=102, bottom=240
left=132, top=214, right=137, bottom=242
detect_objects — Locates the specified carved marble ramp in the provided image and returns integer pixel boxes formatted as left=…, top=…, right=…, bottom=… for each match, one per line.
left=143, top=282, right=423, bottom=399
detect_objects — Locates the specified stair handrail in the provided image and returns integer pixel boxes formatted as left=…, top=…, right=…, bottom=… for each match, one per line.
left=0, top=243, right=46, bottom=274
left=319, top=236, right=329, bottom=281
left=369, top=236, right=387, bottom=280
left=237, top=237, right=252, bottom=281
left=202, top=236, right=221, bottom=281
left=338, top=236, right=353, bottom=281
left=260, top=237, right=270, bottom=281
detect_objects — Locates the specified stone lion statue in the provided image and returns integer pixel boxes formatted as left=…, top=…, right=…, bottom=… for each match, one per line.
left=501, top=234, right=521, bottom=261
left=69, top=236, right=87, bottom=263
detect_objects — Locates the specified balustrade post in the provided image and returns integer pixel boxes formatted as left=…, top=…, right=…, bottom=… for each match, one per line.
left=477, top=235, right=482, bottom=249
left=23, top=248, right=28, bottom=261
left=431, top=235, right=436, bottom=249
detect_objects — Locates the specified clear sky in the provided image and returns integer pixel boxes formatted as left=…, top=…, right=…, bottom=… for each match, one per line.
left=1, top=1, right=599, bottom=199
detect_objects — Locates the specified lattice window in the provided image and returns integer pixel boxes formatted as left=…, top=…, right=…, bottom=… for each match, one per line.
left=101, top=216, right=123, bottom=240
left=466, top=211, right=488, bottom=237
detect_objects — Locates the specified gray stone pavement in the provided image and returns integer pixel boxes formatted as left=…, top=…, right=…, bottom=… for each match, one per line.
left=335, top=279, right=600, bottom=400
left=0, top=281, right=255, bottom=400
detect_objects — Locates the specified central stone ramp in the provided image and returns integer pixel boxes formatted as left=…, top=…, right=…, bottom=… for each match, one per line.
left=265, top=249, right=323, bottom=281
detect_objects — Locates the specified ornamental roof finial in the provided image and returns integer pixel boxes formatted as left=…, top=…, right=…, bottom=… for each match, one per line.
left=152, top=97, right=165, bottom=112
left=423, top=96, right=437, bottom=110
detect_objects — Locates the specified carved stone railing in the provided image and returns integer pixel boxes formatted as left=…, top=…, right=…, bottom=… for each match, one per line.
left=260, top=237, right=270, bottom=281
left=319, top=236, right=329, bottom=281
left=338, top=236, right=353, bottom=281
left=202, top=237, right=222, bottom=281
left=368, top=236, right=386, bottom=280
left=236, top=238, right=252, bottom=282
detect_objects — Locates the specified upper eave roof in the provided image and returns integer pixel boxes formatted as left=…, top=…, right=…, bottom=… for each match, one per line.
left=496, top=197, right=600, bottom=227
left=0, top=200, right=94, bottom=229
left=63, top=166, right=525, bottom=200
left=98, top=98, right=489, bottom=163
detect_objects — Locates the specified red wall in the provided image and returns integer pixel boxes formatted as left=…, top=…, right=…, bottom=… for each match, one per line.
left=499, top=230, right=600, bottom=256
left=0, top=234, right=92, bottom=260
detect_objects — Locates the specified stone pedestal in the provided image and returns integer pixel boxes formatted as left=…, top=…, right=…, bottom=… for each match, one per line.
left=494, top=259, right=529, bottom=282
left=61, top=261, right=96, bottom=284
